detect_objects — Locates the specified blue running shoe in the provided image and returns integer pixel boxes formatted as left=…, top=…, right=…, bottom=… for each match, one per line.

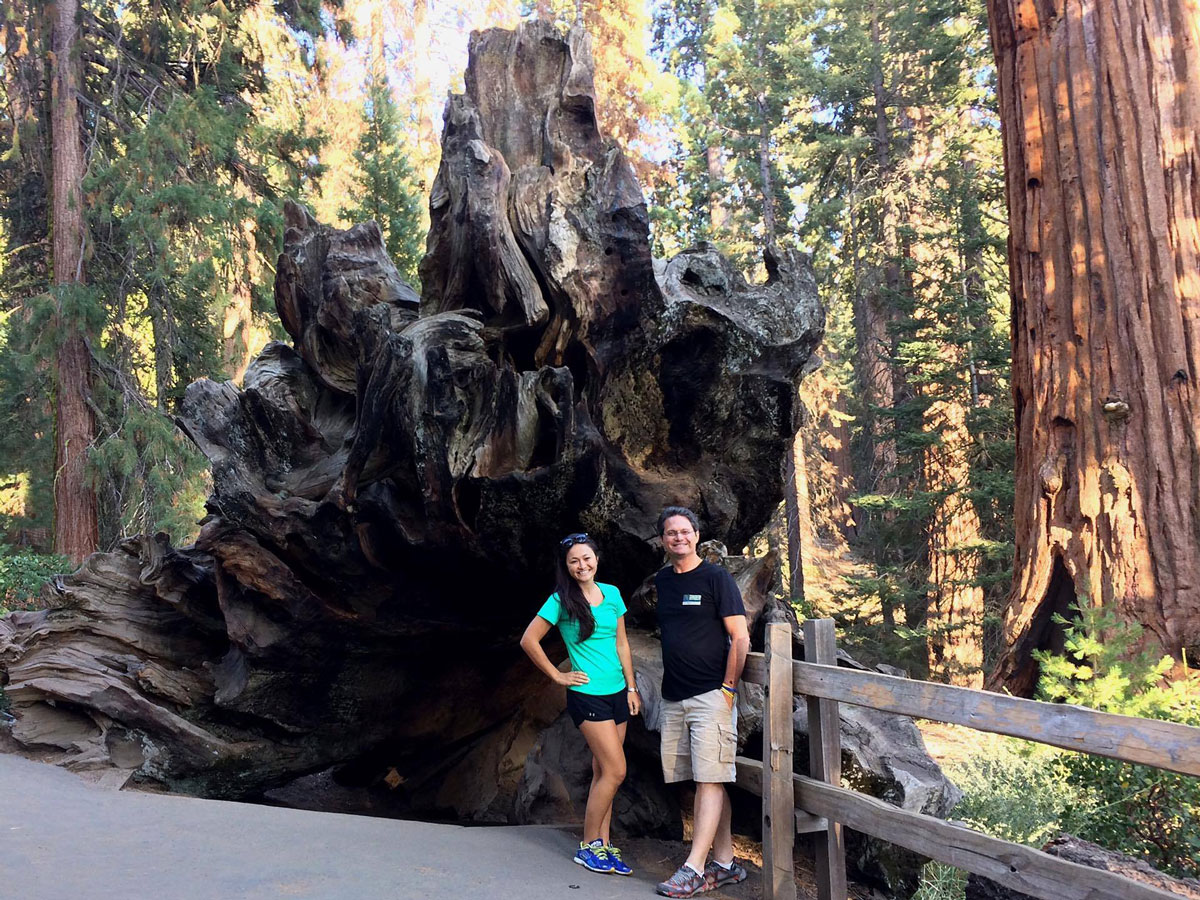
left=604, top=845, right=633, bottom=876
left=575, top=839, right=614, bottom=874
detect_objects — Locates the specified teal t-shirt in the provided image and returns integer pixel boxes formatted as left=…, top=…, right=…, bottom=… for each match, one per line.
left=536, top=583, right=628, bottom=696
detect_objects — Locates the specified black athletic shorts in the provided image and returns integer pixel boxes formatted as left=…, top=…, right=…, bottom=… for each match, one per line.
left=566, top=688, right=630, bottom=728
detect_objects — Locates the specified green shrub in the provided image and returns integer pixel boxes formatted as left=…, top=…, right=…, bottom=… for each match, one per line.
left=0, top=549, right=67, bottom=615
left=1033, top=604, right=1200, bottom=878
left=916, top=600, right=1200, bottom=898
left=912, top=862, right=966, bottom=900
left=945, top=738, right=1086, bottom=847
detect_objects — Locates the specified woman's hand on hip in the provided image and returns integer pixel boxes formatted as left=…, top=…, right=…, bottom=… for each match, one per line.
left=556, top=670, right=589, bottom=687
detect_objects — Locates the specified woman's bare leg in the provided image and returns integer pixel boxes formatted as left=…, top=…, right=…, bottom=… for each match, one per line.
left=596, top=721, right=627, bottom=844
left=578, top=719, right=627, bottom=844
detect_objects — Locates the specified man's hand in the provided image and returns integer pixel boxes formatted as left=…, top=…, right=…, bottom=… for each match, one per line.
left=721, top=682, right=737, bottom=709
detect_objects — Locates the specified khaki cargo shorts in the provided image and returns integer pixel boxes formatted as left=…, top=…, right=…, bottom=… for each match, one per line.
left=659, top=688, right=737, bottom=783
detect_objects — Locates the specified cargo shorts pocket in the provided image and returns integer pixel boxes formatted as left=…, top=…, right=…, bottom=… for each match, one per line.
left=717, top=721, right=736, bottom=763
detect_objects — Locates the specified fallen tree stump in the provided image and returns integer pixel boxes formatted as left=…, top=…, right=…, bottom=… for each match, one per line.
left=0, top=21, right=823, bottom=799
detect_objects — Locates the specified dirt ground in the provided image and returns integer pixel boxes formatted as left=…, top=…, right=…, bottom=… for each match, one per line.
left=616, top=830, right=876, bottom=899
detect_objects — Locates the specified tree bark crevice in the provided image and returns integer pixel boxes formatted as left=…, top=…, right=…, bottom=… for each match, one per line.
left=989, top=0, right=1200, bottom=693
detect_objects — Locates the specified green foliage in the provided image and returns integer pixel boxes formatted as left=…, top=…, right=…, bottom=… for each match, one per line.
left=901, top=608, right=1200, bottom=895
left=0, top=549, right=68, bottom=615
left=340, top=77, right=425, bottom=285
left=1034, top=605, right=1200, bottom=877
left=0, top=308, right=53, bottom=545
left=0, top=0, right=344, bottom=552
left=948, top=740, right=1084, bottom=847
left=649, top=0, right=1014, bottom=679
left=911, top=862, right=966, bottom=900
left=917, top=737, right=1091, bottom=900
left=88, top=394, right=210, bottom=546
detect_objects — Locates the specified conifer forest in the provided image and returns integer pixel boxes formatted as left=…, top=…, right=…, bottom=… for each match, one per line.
left=1, top=0, right=1199, bottom=890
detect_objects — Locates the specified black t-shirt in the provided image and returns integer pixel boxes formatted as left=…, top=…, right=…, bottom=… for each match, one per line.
left=655, top=560, right=746, bottom=702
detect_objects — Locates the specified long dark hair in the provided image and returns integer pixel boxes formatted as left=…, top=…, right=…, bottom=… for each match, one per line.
left=554, top=534, right=600, bottom=641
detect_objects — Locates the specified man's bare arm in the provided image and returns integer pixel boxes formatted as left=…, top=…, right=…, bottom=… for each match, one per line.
left=722, top=614, right=751, bottom=689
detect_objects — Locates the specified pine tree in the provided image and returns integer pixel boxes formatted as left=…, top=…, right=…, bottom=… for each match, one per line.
left=651, top=0, right=1013, bottom=677
left=800, top=0, right=1012, bottom=678
left=330, top=4, right=427, bottom=284
left=0, top=0, right=55, bottom=549
left=0, top=0, right=342, bottom=549
left=340, top=76, right=425, bottom=284
left=651, top=0, right=796, bottom=260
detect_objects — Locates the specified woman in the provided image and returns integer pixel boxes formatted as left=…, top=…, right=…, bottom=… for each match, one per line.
left=520, top=533, right=641, bottom=876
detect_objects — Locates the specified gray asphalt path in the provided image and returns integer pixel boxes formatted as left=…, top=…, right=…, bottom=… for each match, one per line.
left=0, top=754, right=662, bottom=900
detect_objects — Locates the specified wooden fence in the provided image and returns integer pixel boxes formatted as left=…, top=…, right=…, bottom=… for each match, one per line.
left=737, top=618, right=1200, bottom=900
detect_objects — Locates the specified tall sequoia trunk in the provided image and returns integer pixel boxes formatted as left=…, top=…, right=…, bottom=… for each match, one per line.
left=987, top=0, right=1200, bottom=694
left=925, top=398, right=985, bottom=687
left=853, top=3, right=903, bottom=629
left=50, top=0, right=99, bottom=563
left=908, top=112, right=985, bottom=688
left=784, top=428, right=813, bottom=603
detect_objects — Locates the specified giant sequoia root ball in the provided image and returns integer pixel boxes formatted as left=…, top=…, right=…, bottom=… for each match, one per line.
left=0, top=20, right=822, bottom=799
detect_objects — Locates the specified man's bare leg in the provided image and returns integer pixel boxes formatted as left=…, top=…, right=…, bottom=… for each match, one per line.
left=710, top=784, right=734, bottom=865
left=685, top=782, right=731, bottom=872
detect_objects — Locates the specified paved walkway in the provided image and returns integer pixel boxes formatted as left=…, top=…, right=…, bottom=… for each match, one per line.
left=0, top=754, right=664, bottom=900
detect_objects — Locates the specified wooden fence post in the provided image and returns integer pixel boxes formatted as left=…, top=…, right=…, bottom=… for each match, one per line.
left=804, top=618, right=847, bottom=900
left=762, top=620, right=796, bottom=900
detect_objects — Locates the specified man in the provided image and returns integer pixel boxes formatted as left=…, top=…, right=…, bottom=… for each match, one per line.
left=653, top=506, right=752, bottom=898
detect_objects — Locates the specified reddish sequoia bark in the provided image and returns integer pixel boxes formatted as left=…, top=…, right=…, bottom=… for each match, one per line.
left=987, top=0, right=1200, bottom=694
left=50, top=0, right=99, bottom=563
left=784, top=428, right=813, bottom=603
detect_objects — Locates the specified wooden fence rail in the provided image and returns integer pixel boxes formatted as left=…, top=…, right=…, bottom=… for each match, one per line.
left=738, top=619, right=1200, bottom=900
left=741, top=654, right=1200, bottom=777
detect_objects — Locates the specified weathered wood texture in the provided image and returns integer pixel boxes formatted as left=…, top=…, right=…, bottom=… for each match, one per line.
left=803, top=619, right=847, bottom=900
left=50, top=0, right=98, bottom=563
left=736, top=620, right=962, bottom=896
left=779, top=763, right=1181, bottom=900
left=965, top=834, right=1200, bottom=900
left=762, top=621, right=796, bottom=900
left=986, top=0, right=1200, bottom=694
left=0, top=22, right=823, bottom=799
left=738, top=757, right=1180, bottom=900
left=743, top=653, right=1200, bottom=777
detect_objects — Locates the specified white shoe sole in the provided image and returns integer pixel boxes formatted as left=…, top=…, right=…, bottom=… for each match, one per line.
left=574, top=856, right=613, bottom=874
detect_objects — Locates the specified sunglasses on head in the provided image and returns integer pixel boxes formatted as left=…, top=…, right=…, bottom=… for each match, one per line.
left=560, top=533, right=590, bottom=547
